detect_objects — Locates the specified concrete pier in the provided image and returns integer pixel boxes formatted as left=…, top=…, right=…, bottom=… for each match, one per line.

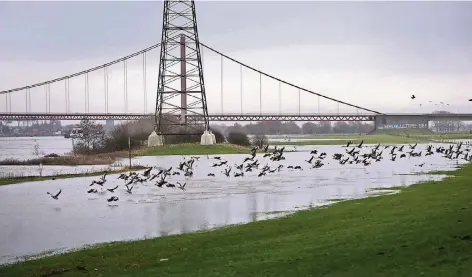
left=200, top=130, right=215, bottom=145
left=148, top=131, right=164, bottom=147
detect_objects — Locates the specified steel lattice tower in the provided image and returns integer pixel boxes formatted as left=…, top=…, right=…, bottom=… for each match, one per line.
left=154, top=0, right=209, bottom=135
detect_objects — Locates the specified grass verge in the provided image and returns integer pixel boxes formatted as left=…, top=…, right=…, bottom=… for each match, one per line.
left=270, top=134, right=425, bottom=145
left=1, top=163, right=471, bottom=276
left=135, top=143, right=251, bottom=156
left=0, top=165, right=147, bottom=186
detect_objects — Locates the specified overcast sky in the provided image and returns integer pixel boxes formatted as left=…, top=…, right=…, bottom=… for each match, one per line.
left=0, top=1, right=471, bottom=115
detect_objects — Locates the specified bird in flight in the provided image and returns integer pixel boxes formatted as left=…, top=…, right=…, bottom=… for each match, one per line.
left=47, top=189, right=62, bottom=200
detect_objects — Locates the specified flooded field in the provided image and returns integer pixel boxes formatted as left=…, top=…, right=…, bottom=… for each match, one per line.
left=0, top=142, right=467, bottom=265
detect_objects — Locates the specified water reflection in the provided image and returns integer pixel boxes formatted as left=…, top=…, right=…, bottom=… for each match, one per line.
left=0, top=143, right=467, bottom=265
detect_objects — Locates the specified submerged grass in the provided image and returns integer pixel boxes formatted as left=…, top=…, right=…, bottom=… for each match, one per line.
left=136, top=143, right=252, bottom=156
left=1, top=163, right=472, bottom=276
left=0, top=165, right=147, bottom=186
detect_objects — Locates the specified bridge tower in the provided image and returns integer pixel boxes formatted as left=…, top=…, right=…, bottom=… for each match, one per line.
left=148, top=0, right=215, bottom=147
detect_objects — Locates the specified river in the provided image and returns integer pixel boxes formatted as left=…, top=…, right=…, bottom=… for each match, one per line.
left=0, top=136, right=113, bottom=178
left=0, top=137, right=468, bottom=265
left=0, top=136, right=73, bottom=160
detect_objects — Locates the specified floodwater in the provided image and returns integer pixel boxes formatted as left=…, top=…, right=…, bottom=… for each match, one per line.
left=0, top=143, right=467, bottom=265
left=0, top=136, right=108, bottom=177
left=0, top=136, right=73, bottom=160
left=0, top=164, right=118, bottom=178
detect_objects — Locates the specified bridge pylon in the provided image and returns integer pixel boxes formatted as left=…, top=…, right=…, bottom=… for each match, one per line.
left=149, top=0, right=214, bottom=147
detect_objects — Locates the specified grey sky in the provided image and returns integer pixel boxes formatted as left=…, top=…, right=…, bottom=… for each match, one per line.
left=0, top=1, right=471, bottom=114
left=2, top=1, right=471, bottom=60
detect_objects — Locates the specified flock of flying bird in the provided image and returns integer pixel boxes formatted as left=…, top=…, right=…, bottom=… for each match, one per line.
left=46, top=140, right=471, bottom=202
left=410, top=94, right=472, bottom=107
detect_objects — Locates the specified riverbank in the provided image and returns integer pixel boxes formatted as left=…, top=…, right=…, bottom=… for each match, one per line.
left=0, top=151, right=133, bottom=166
left=1, top=164, right=470, bottom=276
left=270, top=133, right=472, bottom=146
left=135, top=143, right=252, bottom=156
left=0, top=165, right=147, bottom=186
left=270, top=131, right=472, bottom=140
left=0, top=144, right=253, bottom=166
left=270, top=134, right=424, bottom=145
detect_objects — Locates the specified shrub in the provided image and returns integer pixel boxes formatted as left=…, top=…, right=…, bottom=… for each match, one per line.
left=103, top=125, right=143, bottom=152
left=212, top=129, right=226, bottom=143
left=227, top=131, right=250, bottom=146
left=73, top=141, right=93, bottom=155
left=251, top=134, right=268, bottom=148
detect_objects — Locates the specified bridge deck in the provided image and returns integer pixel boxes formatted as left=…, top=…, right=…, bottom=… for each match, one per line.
left=0, top=113, right=376, bottom=121
left=1, top=113, right=471, bottom=121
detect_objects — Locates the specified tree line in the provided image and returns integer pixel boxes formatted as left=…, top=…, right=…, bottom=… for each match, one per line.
left=212, top=121, right=375, bottom=136
left=72, top=118, right=255, bottom=154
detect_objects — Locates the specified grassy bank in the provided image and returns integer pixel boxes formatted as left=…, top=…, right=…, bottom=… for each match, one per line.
left=269, top=133, right=370, bottom=139
left=136, top=143, right=251, bottom=156
left=408, top=133, right=472, bottom=140
left=270, top=132, right=472, bottom=146
left=0, top=151, right=133, bottom=166
left=0, top=165, right=146, bottom=186
left=271, top=131, right=472, bottom=140
left=270, top=134, right=425, bottom=146
left=2, top=164, right=471, bottom=276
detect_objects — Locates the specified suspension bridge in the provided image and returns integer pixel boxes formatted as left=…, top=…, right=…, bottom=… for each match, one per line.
left=1, top=0, right=471, bottom=139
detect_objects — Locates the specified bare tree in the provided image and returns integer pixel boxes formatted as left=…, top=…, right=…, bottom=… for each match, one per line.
left=32, top=139, right=44, bottom=176
left=74, top=119, right=105, bottom=154
left=251, top=134, right=268, bottom=148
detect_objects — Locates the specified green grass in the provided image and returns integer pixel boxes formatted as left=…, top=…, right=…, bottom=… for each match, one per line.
left=413, top=133, right=472, bottom=140
left=136, top=143, right=252, bottom=156
left=270, top=133, right=368, bottom=139
left=270, top=134, right=424, bottom=145
left=372, top=128, right=435, bottom=135
left=270, top=132, right=472, bottom=146
left=383, top=130, right=472, bottom=143
left=0, top=165, right=147, bottom=186
left=2, top=163, right=472, bottom=276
